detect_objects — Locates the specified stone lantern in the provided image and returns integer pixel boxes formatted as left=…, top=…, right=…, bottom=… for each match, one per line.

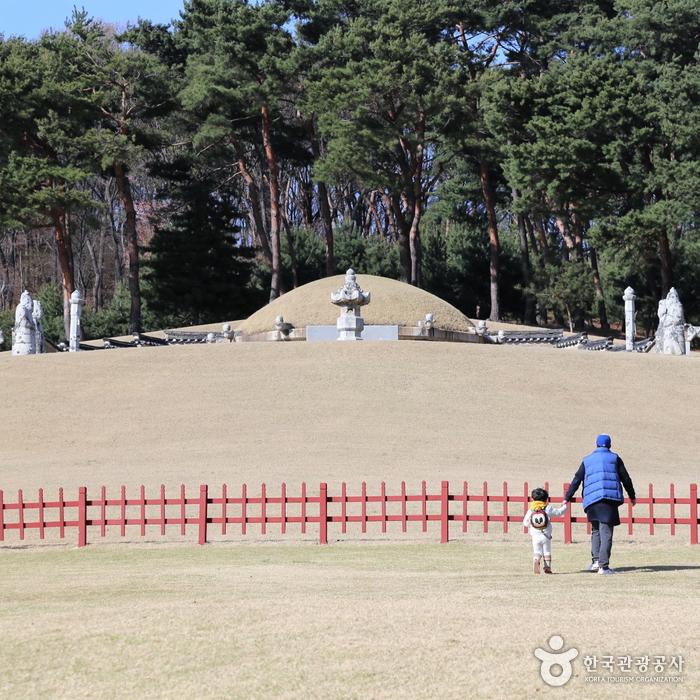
left=330, top=269, right=371, bottom=341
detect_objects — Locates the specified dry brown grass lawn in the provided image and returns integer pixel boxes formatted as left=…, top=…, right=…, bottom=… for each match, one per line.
left=1, top=339, right=699, bottom=698
left=1, top=541, right=698, bottom=699
left=1, top=340, right=698, bottom=495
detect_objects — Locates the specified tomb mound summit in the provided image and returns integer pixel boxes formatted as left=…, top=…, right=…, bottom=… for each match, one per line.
left=239, top=274, right=476, bottom=335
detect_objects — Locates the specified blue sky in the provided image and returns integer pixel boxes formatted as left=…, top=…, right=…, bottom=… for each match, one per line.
left=1, top=1, right=186, bottom=38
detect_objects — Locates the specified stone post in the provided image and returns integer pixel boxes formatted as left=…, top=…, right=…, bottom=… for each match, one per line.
left=623, top=286, right=636, bottom=352
left=69, top=289, right=85, bottom=352
left=32, top=300, right=44, bottom=354
left=330, top=269, right=371, bottom=341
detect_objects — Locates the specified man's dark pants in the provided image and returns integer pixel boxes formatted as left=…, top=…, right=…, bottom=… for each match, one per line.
left=591, top=521, right=614, bottom=569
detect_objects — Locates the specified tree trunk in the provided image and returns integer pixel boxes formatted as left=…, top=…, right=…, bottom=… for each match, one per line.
left=555, top=215, right=577, bottom=261
left=236, top=153, right=272, bottom=265
left=51, top=206, right=75, bottom=340
left=113, top=162, right=141, bottom=333
left=408, top=196, right=423, bottom=286
left=382, top=193, right=398, bottom=241
left=283, top=218, right=299, bottom=289
left=300, top=173, right=314, bottom=227
left=479, top=161, right=500, bottom=321
left=658, top=229, right=673, bottom=295
left=367, top=191, right=383, bottom=238
left=261, top=103, right=283, bottom=301
left=588, top=246, right=609, bottom=330
left=317, top=181, right=334, bottom=276
left=565, top=304, right=574, bottom=333
left=534, top=217, right=551, bottom=265
left=85, top=229, right=106, bottom=310
left=516, top=213, right=536, bottom=325
left=391, top=194, right=411, bottom=282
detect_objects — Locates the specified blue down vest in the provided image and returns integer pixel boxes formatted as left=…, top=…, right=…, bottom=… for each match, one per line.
left=582, top=447, right=623, bottom=508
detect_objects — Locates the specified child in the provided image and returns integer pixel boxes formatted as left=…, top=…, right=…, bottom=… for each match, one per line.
left=523, top=487, right=568, bottom=574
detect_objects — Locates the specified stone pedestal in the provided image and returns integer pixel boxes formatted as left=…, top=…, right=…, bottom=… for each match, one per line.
left=69, top=289, right=85, bottom=352
left=623, top=286, right=636, bottom=352
left=336, top=307, right=365, bottom=341
left=330, top=269, right=371, bottom=341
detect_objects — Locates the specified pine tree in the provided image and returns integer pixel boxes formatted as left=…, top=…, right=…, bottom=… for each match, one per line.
left=145, top=162, right=262, bottom=324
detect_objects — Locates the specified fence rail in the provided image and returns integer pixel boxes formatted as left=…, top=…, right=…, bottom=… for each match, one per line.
left=0, top=481, right=697, bottom=548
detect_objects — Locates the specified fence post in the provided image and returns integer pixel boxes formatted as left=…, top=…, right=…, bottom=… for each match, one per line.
left=441, top=480, right=449, bottom=544
left=38, top=488, right=45, bottom=540
left=563, top=482, right=572, bottom=544
left=198, top=484, right=208, bottom=545
left=690, top=483, right=698, bottom=546
left=319, top=482, right=328, bottom=545
left=78, top=486, right=87, bottom=548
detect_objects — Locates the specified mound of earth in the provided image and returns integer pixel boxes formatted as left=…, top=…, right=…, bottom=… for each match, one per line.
left=238, top=274, right=475, bottom=335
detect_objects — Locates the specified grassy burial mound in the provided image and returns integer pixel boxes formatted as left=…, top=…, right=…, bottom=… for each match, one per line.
left=0, top=339, right=698, bottom=500
left=238, top=274, right=476, bottom=335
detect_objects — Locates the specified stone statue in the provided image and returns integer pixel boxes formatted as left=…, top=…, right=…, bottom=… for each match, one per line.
left=12, top=290, right=36, bottom=356
left=330, top=269, right=371, bottom=341
left=655, top=288, right=686, bottom=355
left=32, top=300, right=44, bottom=354
left=685, top=324, right=700, bottom=355
left=418, top=313, right=435, bottom=331
left=273, top=315, right=293, bottom=340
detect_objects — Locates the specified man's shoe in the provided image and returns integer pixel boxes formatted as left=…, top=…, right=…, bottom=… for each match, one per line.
left=534, top=559, right=541, bottom=574
left=598, top=567, right=615, bottom=575
left=588, top=561, right=600, bottom=572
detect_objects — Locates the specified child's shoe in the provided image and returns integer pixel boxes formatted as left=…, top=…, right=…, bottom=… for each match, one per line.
left=588, top=560, right=600, bottom=572
left=533, top=559, right=541, bottom=574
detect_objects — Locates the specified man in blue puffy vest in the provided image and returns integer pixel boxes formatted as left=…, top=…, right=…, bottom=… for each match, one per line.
left=563, top=434, right=636, bottom=575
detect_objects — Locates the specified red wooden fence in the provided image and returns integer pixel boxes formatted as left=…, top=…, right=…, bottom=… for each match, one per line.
left=0, top=481, right=697, bottom=548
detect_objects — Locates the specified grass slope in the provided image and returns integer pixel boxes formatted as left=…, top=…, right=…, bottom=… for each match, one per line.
left=1, top=341, right=697, bottom=496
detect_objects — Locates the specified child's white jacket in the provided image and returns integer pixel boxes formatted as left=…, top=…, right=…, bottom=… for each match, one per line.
left=522, top=503, right=567, bottom=539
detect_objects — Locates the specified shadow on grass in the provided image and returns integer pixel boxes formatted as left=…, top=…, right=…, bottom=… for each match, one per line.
left=612, top=565, right=700, bottom=573
left=558, top=565, right=700, bottom=574
left=547, top=564, right=700, bottom=576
